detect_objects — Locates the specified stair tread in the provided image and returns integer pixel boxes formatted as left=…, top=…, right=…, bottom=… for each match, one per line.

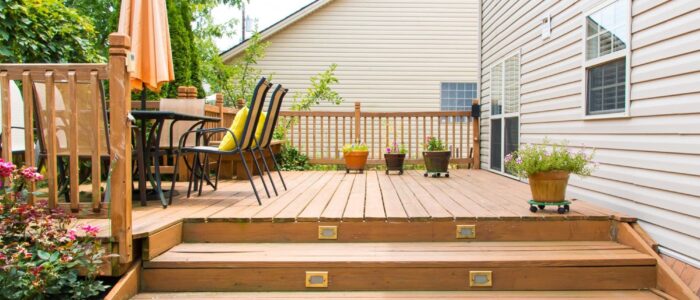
left=131, top=290, right=664, bottom=299
left=145, top=241, right=656, bottom=268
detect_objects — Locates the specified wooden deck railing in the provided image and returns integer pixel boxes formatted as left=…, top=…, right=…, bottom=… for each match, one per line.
left=279, top=101, right=481, bottom=167
left=129, top=99, right=481, bottom=168
left=0, top=33, right=134, bottom=266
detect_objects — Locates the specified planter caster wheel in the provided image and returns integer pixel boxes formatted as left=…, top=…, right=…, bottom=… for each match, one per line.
left=424, top=173, right=428, bottom=177
left=529, top=205, right=538, bottom=213
left=564, top=204, right=570, bottom=211
left=557, top=206, right=567, bottom=214
left=399, top=170, right=403, bottom=175
left=537, top=205, right=545, bottom=210
left=359, top=170, right=364, bottom=174
left=346, top=169, right=349, bottom=174
left=432, top=174, right=439, bottom=178
left=385, top=170, right=389, bottom=175
left=445, top=173, right=449, bottom=178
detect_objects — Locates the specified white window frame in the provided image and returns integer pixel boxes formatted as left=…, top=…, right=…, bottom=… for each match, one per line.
left=488, top=51, right=521, bottom=179
left=581, top=0, right=632, bottom=120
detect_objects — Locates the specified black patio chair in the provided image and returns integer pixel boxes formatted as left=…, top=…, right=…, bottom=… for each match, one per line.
left=169, top=77, right=272, bottom=205
left=250, top=84, right=288, bottom=196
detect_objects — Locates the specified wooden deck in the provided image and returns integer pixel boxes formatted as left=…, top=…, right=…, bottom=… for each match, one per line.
left=83, top=169, right=619, bottom=240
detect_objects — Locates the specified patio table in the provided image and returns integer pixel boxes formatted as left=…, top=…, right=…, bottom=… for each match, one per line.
left=130, top=110, right=220, bottom=208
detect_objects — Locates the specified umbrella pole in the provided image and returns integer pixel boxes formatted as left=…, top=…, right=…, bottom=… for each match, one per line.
left=138, top=84, right=148, bottom=204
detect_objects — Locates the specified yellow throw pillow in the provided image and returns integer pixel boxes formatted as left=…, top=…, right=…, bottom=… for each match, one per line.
left=218, top=106, right=249, bottom=151
left=252, top=112, right=267, bottom=147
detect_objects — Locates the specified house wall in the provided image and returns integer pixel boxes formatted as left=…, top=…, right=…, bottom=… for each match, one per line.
left=224, top=0, right=480, bottom=112
left=479, top=0, right=700, bottom=261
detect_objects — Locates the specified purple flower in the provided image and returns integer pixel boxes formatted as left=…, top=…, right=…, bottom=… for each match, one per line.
left=80, top=224, right=100, bottom=236
left=386, top=147, right=391, bottom=154
left=516, top=157, right=523, bottom=164
left=504, top=153, right=513, bottom=163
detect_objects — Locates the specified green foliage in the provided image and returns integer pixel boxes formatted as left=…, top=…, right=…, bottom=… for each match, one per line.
left=342, top=143, right=368, bottom=154
left=276, top=145, right=310, bottom=171
left=274, top=64, right=344, bottom=140
left=386, top=142, right=407, bottom=154
left=505, top=140, right=596, bottom=178
left=0, top=0, right=102, bottom=63
left=64, top=0, right=120, bottom=57
left=225, top=32, right=271, bottom=106
left=160, top=0, right=205, bottom=98
left=0, top=161, right=108, bottom=299
left=425, top=136, right=446, bottom=151
left=290, top=64, right=343, bottom=111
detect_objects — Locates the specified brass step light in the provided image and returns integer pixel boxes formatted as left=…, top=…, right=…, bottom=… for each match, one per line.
left=469, top=270, right=493, bottom=287
left=318, top=225, right=338, bottom=240
left=456, top=224, right=476, bottom=239
left=305, top=271, right=329, bottom=288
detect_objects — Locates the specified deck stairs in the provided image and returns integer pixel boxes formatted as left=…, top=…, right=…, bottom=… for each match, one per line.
left=132, top=219, right=672, bottom=299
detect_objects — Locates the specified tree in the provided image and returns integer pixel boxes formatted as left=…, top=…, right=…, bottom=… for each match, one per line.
left=64, top=0, right=120, bottom=58
left=222, top=32, right=270, bottom=106
left=0, top=0, right=102, bottom=63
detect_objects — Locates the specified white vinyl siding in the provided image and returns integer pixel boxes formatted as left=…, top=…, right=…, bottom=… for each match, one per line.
left=480, top=0, right=700, bottom=261
left=224, top=0, right=480, bottom=112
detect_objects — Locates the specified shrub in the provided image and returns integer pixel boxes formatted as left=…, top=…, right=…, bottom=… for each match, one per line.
left=505, top=140, right=595, bottom=178
left=425, top=136, right=446, bottom=151
left=0, top=160, right=108, bottom=299
left=276, top=145, right=311, bottom=171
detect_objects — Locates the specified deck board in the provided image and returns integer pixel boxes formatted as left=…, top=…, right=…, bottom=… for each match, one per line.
left=79, top=170, right=621, bottom=239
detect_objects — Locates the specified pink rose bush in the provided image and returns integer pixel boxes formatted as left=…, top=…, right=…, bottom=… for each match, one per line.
left=0, top=159, right=108, bottom=299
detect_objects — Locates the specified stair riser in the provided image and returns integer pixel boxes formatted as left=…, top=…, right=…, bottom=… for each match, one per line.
left=141, top=266, right=655, bottom=292
left=183, top=220, right=613, bottom=243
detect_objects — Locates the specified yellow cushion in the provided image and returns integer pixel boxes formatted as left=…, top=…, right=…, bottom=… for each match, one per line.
left=252, top=112, right=266, bottom=147
left=218, top=107, right=249, bottom=151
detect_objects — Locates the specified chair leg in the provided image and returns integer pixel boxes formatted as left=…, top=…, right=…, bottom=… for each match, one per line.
left=186, top=154, right=197, bottom=198
left=257, top=147, right=278, bottom=196
left=239, top=151, right=262, bottom=205
left=198, top=153, right=209, bottom=196
left=249, top=151, right=271, bottom=198
left=269, top=146, right=286, bottom=190
left=214, top=154, right=222, bottom=190
left=169, top=151, right=181, bottom=205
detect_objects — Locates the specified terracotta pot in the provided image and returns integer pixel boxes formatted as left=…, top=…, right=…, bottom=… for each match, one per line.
left=528, top=171, right=570, bottom=202
left=423, top=151, right=451, bottom=173
left=344, top=151, right=369, bottom=172
left=384, top=153, right=406, bottom=174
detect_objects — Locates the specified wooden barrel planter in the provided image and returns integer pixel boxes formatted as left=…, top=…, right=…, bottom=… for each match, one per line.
left=423, top=151, right=451, bottom=177
left=528, top=171, right=570, bottom=202
left=344, top=151, right=369, bottom=173
left=384, top=153, right=406, bottom=175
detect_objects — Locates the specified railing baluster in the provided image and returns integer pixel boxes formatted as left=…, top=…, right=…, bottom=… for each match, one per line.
left=68, top=71, right=80, bottom=212
left=22, top=72, right=36, bottom=204
left=392, top=116, right=396, bottom=147
left=408, top=116, right=411, bottom=159
left=305, top=116, right=309, bottom=159
left=45, top=72, right=58, bottom=208
left=327, top=116, right=331, bottom=159
left=335, top=116, right=338, bottom=158
left=318, top=116, right=322, bottom=159
left=342, top=116, right=346, bottom=148
left=90, top=71, right=102, bottom=213
left=371, top=117, right=375, bottom=159
left=0, top=72, right=11, bottom=165
left=400, top=116, right=404, bottom=151
left=460, top=115, right=464, bottom=159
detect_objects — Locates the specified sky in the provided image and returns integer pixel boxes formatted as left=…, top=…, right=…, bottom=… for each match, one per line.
left=212, top=0, right=315, bottom=52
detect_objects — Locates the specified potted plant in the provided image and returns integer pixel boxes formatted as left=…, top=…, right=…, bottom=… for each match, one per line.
left=384, top=141, right=407, bottom=175
left=343, top=142, right=369, bottom=173
left=505, top=140, right=594, bottom=213
left=423, top=136, right=451, bottom=177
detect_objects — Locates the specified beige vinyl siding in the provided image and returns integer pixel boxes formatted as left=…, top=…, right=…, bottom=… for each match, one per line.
left=224, top=0, right=480, bottom=112
left=480, top=0, right=700, bottom=261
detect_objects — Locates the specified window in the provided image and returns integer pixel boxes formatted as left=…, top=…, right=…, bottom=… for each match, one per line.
left=440, top=82, right=477, bottom=122
left=584, top=0, right=630, bottom=116
left=490, top=53, right=520, bottom=174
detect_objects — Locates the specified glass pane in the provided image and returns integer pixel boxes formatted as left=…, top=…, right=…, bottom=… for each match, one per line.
left=504, top=55, right=520, bottom=114
left=585, top=0, right=627, bottom=60
left=490, top=119, right=502, bottom=171
left=504, top=117, right=519, bottom=175
left=491, top=64, right=503, bottom=116
left=587, top=59, right=626, bottom=114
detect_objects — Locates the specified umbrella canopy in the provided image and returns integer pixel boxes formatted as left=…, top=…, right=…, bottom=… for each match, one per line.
left=118, top=0, right=174, bottom=93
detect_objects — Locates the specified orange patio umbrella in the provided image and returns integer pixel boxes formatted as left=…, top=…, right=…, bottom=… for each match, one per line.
left=117, top=0, right=174, bottom=108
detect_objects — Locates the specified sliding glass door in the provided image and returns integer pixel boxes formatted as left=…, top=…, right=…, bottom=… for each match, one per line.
left=490, top=54, right=520, bottom=174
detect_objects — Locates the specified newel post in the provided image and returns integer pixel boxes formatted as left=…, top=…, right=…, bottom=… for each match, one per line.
left=354, top=102, right=361, bottom=143
left=108, top=33, right=133, bottom=265
left=471, top=99, right=481, bottom=170
left=216, top=93, right=224, bottom=128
